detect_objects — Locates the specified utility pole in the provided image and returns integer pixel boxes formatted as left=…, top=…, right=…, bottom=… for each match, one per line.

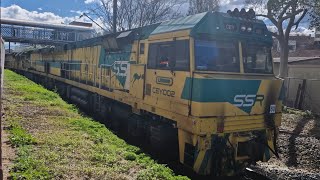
left=113, top=0, right=117, bottom=33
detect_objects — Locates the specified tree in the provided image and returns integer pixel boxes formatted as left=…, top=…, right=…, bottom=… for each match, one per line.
left=309, top=1, right=320, bottom=29
left=88, top=0, right=184, bottom=32
left=246, top=0, right=320, bottom=78
left=188, top=0, right=219, bottom=15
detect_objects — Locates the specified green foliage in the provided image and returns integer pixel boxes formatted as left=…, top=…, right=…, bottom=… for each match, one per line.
left=8, top=122, right=36, bottom=147
left=137, top=164, right=189, bottom=180
left=11, top=147, right=52, bottom=180
left=123, top=152, right=137, bottom=161
left=5, top=110, right=50, bottom=179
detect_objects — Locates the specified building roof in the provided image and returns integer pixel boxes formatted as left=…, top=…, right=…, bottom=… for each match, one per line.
left=273, top=57, right=320, bottom=63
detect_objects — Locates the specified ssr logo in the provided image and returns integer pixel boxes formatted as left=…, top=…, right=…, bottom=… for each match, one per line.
left=233, top=94, right=264, bottom=107
left=111, top=61, right=130, bottom=89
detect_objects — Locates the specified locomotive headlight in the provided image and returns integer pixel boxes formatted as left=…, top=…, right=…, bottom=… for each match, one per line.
left=240, top=25, right=246, bottom=31
left=247, top=27, right=252, bottom=32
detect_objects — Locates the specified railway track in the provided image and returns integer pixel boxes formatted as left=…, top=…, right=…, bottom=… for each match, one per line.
left=240, top=168, right=271, bottom=180
left=279, top=129, right=310, bottom=137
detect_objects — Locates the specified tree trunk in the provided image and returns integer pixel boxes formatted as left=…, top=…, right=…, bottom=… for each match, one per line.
left=279, top=41, right=289, bottom=78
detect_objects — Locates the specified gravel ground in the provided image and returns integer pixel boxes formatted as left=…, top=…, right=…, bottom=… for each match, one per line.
left=252, top=112, right=320, bottom=180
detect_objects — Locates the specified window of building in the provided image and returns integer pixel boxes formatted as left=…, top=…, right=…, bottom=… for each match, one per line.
left=148, top=40, right=189, bottom=71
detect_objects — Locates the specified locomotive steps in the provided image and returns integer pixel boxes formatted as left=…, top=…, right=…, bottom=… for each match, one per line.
left=1, top=70, right=188, bottom=179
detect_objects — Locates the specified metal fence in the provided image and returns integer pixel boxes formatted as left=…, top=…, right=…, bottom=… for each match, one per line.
left=284, top=77, right=320, bottom=114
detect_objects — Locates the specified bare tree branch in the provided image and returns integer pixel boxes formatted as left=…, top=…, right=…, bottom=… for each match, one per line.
left=278, top=1, right=294, bottom=19
left=256, top=14, right=278, bottom=26
left=188, top=0, right=219, bottom=15
left=246, top=0, right=319, bottom=78
left=87, top=0, right=185, bottom=32
left=280, top=9, right=304, bottom=22
left=293, top=9, right=308, bottom=29
left=285, top=17, right=295, bottom=41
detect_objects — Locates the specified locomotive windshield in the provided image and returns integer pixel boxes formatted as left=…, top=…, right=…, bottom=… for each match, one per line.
left=195, top=40, right=240, bottom=72
left=194, top=40, right=273, bottom=74
left=242, top=43, right=273, bottom=74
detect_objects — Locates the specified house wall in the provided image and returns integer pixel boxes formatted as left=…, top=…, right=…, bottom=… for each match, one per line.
left=273, top=58, right=320, bottom=76
left=284, top=64, right=320, bottom=114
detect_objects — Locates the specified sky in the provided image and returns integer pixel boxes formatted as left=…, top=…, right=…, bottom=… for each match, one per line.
left=0, top=0, right=315, bottom=35
left=1, top=0, right=89, bottom=18
left=0, top=0, right=93, bottom=25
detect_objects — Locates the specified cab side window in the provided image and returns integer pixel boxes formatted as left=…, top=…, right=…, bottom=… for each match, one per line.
left=148, top=40, right=189, bottom=71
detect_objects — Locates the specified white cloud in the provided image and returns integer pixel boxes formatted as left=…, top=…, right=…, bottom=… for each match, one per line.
left=84, top=0, right=97, bottom=4
left=70, top=10, right=84, bottom=15
left=1, top=5, right=105, bottom=35
left=38, top=7, right=43, bottom=11
left=0, top=4, right=75, bottom=24
left=91, top=17, right=106, bottom=34
left=267, top=25, right=315, bottom=37
left=220, top=0, right=246, bottom=13
left=291, top=27, right=315, bottom=37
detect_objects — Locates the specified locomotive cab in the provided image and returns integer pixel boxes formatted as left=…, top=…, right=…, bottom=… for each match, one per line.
left=145, top=11, right=283, bottom=175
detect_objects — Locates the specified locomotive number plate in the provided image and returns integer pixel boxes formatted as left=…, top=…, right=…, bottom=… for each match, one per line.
left=270, top=105, right=276, bottom=114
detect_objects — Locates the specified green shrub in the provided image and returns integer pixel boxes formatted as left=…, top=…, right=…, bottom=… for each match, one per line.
left=124, top=152, right=137, bottom=161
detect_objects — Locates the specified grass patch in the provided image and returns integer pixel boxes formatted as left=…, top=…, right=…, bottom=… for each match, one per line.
left=123, top=152, right=137, bottom=161
left=3, top=69, right=189, bottom=180
left=8, top=122, right=36, bottom=147
left=11, top=147, right=52, bottom=180
left=6, top=116, right=50, bottom=179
